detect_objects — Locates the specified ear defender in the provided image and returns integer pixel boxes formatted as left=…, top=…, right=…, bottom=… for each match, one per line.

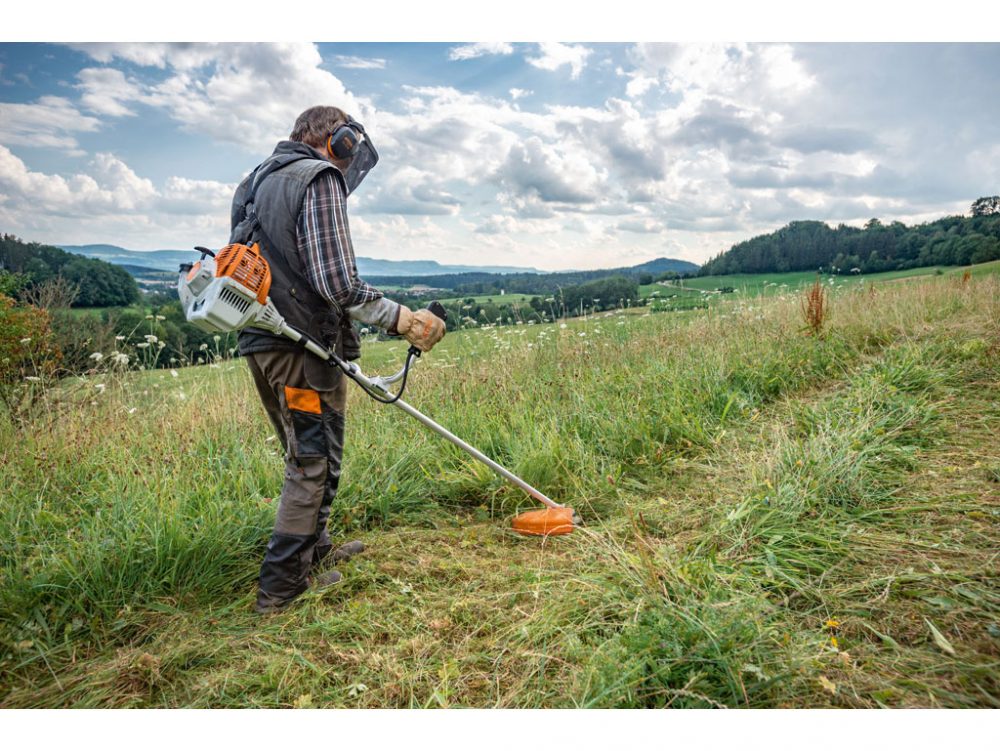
left=327, top=123, right=361, bottom=160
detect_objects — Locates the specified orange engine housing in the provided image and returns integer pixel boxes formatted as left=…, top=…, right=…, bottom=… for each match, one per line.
left=214, top=242, right=271, bottom=304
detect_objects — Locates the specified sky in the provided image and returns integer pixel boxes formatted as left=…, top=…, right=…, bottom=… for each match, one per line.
left=1, top=37, right=999, bottom=271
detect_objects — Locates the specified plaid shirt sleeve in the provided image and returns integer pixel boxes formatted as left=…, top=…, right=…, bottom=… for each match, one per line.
left=297, top=170, right=384, bottom=310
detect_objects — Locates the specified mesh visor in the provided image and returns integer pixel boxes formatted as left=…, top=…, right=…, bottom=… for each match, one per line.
left=341, top=121, right=379, bottom=195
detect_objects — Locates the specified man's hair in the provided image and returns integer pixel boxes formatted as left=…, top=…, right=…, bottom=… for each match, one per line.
left=289, top=106, right=348, bottom=149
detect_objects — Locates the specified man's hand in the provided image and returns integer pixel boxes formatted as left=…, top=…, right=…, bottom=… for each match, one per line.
left=396, top=305, right=446, bottom=352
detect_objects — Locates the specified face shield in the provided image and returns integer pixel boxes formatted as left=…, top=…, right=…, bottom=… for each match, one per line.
left=328, top=118, right=379, bottom=195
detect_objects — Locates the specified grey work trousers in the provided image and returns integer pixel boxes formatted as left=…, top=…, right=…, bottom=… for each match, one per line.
left=246, top=349, right=348, bottom=604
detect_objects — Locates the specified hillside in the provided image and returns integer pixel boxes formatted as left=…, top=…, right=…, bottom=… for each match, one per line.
left=2, top=271, right=997, bottom=708
left=700, top=199, right=1000, bottom=276
left=0, top=235, right=140, bottom=307
left=368, top=257, right=700, bottom=296
left=58, top=244, right=542, bottom=276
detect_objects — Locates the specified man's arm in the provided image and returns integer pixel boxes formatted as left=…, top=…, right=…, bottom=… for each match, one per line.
left=297, top=169, right=444, bottom=350
left=296, top=170, right=402, bottom=332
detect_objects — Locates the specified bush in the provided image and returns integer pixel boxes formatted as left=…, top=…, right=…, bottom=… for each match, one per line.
left=0, top=294, right=61, bottom=423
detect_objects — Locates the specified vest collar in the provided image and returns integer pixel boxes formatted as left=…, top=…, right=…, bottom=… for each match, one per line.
left=272, top=140, right=328, bottom=162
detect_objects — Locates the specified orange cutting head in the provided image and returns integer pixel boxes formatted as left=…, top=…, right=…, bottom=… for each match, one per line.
left=511, top=506, right=577, bottom=536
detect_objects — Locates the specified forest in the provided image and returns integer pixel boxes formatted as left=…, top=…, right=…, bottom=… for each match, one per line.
left=0, top=235, right=140, bottom=308
left=699, top=197, right=1000, bottom=276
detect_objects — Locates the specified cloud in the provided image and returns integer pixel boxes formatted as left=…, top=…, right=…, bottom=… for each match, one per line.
left=616, top=217, right=665, bottom=233
left=359, top=166, right=462, bottom=216
left=0, top=146, right=233, bottom=247
left=495, top=136, right=607, bottom=205
left=448, top=43, right=514, bottom=61
left=0, top=96, right=101, bottom=152
left=68, top=43, right=220, bottom=70
left=333, top=55, right=387, bottom=70
left=72, top=43, right=371, bottom=153
left=527, top=43, right=593, bottom=79
left=509, top=88, right=532, bottom=100
left=77, top=67, right=144, bottom=117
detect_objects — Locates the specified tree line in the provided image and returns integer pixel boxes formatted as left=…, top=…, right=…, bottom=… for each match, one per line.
left=369, top=257, right=695, bottom=296
left=699, top=197, right=1000, bottom=276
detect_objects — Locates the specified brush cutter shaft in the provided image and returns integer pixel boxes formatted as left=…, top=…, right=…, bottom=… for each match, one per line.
left=389, top=398, right=562, bottom=510
left=282, top=322, right=563, bottom=511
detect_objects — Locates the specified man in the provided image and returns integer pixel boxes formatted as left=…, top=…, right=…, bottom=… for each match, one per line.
left=229, top=105, right=446, bottom=614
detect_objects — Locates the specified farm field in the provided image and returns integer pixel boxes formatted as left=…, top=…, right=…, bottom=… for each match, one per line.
left=639, top=264, right=968, bottom=301
left=431, top=292, right=536, bottom=305
left=1, top=271, right=998, bottom=708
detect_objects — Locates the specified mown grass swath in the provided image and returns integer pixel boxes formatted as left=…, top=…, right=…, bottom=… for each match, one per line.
left=0, top=272, right=997, bottom=707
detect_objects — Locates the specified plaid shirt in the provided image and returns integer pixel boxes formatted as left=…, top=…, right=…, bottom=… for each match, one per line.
left=296, top=170, right=385, bottom=310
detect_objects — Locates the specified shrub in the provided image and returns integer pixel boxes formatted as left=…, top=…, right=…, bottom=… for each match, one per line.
left=0, top=294, right=61, bottom=423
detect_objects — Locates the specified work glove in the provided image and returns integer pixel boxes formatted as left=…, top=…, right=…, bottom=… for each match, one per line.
left=395, top=305, right=446, bottom=352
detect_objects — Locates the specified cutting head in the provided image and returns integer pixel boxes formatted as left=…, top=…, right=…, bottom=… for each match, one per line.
left=511, top=506, right=578, bottom=536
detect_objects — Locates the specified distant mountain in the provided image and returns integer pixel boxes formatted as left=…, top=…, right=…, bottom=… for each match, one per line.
left=57, top=244, right=542, bottom=276
left=625, top=257, right=700, bottom=275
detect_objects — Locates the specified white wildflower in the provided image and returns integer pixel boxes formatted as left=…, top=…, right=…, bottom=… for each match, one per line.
left=112, top=353, right=129, bottom=366
left=25, top=376, right=41, bottom=382
left=20, top=338, right=31, bottom=345
left=136, top=342, right=150, bottom=349
left=95, top=383, right=106, bottom=393
left=115, top=335, right=126, bottom=341
left=199, top=343, right=209, bottom=351
left=155, top=315, right=166, bottom=321
left=144, top=334, right=158, bottom=343
left=213, top=335, right=221, bottom=342
left=128, top=407, right=137, bottom=414
left=89, top=352, right=104, bottom=362
left=170, top=369, right=179, bottom=378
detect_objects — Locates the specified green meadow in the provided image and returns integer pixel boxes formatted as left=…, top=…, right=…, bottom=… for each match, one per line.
left=1, top=268, right=998, bottom=707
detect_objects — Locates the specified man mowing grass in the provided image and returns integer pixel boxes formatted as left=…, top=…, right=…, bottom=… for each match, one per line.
left=229, top=106, right=446, bottom=614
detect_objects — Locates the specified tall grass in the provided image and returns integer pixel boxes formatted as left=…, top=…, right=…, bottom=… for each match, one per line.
left=1, top=274, right=997, bottom=707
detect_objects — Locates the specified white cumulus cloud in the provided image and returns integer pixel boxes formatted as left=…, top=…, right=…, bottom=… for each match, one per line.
left=449, top=43, right=514, bottom=61
left=0, top=96, right=101, bottom=152
left=527, top=43, right=593, bottom=79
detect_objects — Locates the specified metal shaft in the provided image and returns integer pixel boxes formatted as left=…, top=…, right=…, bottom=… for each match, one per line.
left=278, top=322, right=562, bottom=510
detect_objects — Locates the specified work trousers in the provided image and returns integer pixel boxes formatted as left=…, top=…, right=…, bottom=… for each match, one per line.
left=246, top=350, right=347, bottom=604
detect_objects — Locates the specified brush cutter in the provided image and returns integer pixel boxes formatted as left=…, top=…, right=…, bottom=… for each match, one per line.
left=177, top=242, right=580, bottom=536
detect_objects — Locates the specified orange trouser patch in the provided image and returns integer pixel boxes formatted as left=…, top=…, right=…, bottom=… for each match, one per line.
left=284, top=385, right=322, bottom=414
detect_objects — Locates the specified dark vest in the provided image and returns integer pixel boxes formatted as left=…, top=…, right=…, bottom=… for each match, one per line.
left=230, top=141, right=348, bottom=390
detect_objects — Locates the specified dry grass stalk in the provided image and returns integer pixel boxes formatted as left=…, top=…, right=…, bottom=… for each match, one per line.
left=800, top=278, right=829, bottom=337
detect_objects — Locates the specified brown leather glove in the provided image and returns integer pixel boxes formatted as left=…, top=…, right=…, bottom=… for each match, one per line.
left=396, top=305, right=446, bottom=352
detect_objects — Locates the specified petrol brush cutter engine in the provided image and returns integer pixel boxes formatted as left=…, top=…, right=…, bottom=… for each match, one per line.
left=178, top=242, right=580, bottom=536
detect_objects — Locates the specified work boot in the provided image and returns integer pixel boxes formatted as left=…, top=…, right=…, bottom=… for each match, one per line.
left=313, top=569, right=343, bottom=588
left=254, top=570, right=343, bottom=614
left=255, top=589, right=297, bottom=615
left=331, top=540, right=365, bottom=563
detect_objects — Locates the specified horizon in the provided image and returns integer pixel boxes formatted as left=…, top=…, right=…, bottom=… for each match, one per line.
left=2, top=42, right=998, bottom=271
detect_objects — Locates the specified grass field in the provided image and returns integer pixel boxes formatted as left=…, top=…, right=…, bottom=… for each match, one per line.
left=1, top=269, right=998, bottom=707
left=431, top=292, right=536, bottom=305
left=639, top=264, right=972, bottom=301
